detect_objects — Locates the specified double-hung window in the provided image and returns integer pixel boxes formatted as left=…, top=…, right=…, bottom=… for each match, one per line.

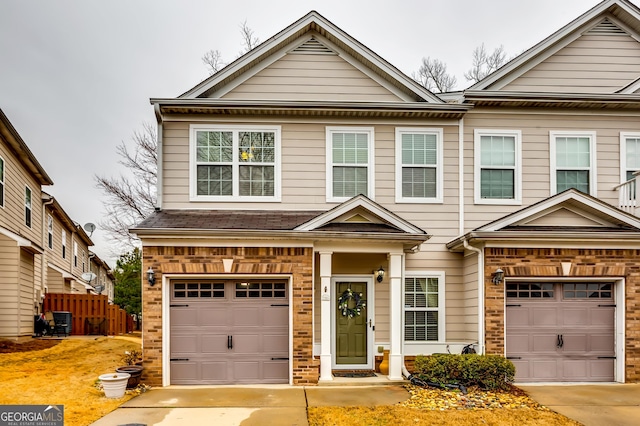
left=190, top=125, right=281, bottom=201
left=550, top=131, right=596, bottom=196
left=24, top=186, right=32, bottom=228
left=396, top=128, right=443, bottom=203
left=404, top=272, right=445, bottom=342
left=62, top=230, right=66, bottom=259
left=474, top=129, right=521, bottom=204
left=326, top=127, right=374, bottom=202
left=620, top=133, right=640, bottom=200
left=47, top=215, right=53, bottom=249
left=73, top=241, right=78, bottom=268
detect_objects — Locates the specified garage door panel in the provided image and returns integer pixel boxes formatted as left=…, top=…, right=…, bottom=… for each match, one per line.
left=590, top=360, right=615, bottom=380
left=170, top=280, right=290, bottom=385
left=505, top=334, right=529, bottom=352
left=590, top=334, right=615, bottom=352
left=591, top=308, right=614, bottom=324
left=562, top=308, right=588, bottom=326
left=532, top=360, right=560, bottom=379
left=532, top=334, right=560, bottom=353
left=506, top=307, right=529, bottom=326
left=562, top=359, right=588, bottom=379
left=532, top=308, right=558, bottom=326
left=562, top=334, right=588, bottom=352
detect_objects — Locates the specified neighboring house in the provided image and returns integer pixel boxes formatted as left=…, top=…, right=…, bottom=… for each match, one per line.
left=89, top=252, right=115, bottom=302
left=43, top=193, right=97, bottom=295
left=0, top=109, right=53, bottom=340
left=133, top=0, right=640, bottom=386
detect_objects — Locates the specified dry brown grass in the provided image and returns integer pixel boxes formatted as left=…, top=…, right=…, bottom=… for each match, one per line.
left=0, top=336, right=141, bottom=426
left=308, top=406, right=583, bottom=425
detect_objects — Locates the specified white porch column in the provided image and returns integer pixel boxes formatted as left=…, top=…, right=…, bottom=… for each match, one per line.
left=319, top=251, right=333, bottom=381
left=388, top=253, right=404, bottom=380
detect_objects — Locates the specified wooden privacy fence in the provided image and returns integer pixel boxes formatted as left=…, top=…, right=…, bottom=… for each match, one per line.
left=44, top=293, right=132, bottom=336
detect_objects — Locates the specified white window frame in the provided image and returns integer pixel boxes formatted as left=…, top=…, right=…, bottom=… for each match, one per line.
left=24, top=186, right=32, bottom=228
left=326, top=126, right=375, bottom=202
left=550, top=131, right=597, bottom=196
left=620, top=132, right=640, bottom=184
left=395, top=127, right=443, bottom=203
left=73, top=241, right=78, bottom=268
left=0, top=155, right=4, bottom=208
left=403, top=271, right=446, bottom=344
left=189, top=124, right=281, bottom=202
left=474, top=129, right=522, bottom=205
left=61, top=230, right=66, bottom=259
left=81, top=250, right=86, bottom=272
left=47, top=215, right=53, bottom=249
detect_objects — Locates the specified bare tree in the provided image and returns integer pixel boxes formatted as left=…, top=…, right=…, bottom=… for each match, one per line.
left=413, top=57, right=458, bottom=93
left=463, top=44, right=507, bottom=83
left=202, top=49, right=224, bottom=75
left=95, top=123, right=157, bottom=252
left=239, top=20, right=259, bottom=53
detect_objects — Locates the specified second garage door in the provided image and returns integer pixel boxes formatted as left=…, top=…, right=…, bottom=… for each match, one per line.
left=169, top=280, right=289, bottom=385
left=506, top=282, right=615, bottom=382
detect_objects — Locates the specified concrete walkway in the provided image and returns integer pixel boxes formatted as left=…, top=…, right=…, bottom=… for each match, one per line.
left=520, top=384, right=640, bottom=426
left=90, top=385, right=409, bottom=426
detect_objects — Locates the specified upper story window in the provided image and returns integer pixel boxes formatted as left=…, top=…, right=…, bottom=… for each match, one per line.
left=47, top=215, right=53, bottom=249
left=395, top=128, right=443, bottom=203
left=0, top=156, right=4, bottom=208
left=550, top=131, right=597, bottom=196
left=24, top=186, right=32, bottom=228
left=621, top=133, right=640, bottom=183
left=326, top=127, right=374, bottom=202
left=61, top=230, right=66, bottom=259
left=474, top=129, right=522, bottom=205
left=190, top=125, right=281, bottom=202
left=81, top=250, right=86, bottom=272
left=404, top=272, right=445, bottom=342
left=73, top=241, right=78, bottom=267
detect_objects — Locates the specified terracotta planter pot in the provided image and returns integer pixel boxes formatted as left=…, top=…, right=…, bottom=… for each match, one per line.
left=99, top=373, right=130, bottom=398
left=115, top=365, right=143, bottom=388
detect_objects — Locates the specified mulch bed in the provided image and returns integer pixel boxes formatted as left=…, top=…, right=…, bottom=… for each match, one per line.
left=0, top=339, right=60, bottom=353
left=333, top=370, right=377, bottom=377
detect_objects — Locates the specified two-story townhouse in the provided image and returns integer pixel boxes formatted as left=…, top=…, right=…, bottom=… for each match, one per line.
left=43, top=193, right=98, bottom=296
left=133, top=0, right=640, bottom=386
left=0, top=109, right=54, bottom=340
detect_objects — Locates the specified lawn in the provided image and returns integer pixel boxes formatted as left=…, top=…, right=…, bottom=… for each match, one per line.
left=0, top=338, right=581, bottom=426
left=0, top=336, right=142, bottom=426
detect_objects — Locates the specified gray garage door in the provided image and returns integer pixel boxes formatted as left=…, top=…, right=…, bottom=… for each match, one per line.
left=506, top=282, right=615, bottom=382
left=170, top=280, right=289, bottom=385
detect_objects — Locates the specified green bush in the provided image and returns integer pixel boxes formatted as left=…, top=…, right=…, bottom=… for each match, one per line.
left=413, top=353, right=515, bottom=391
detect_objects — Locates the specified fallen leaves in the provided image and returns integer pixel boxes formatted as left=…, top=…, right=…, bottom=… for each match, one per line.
left=400, top=384, right=551, bottom=411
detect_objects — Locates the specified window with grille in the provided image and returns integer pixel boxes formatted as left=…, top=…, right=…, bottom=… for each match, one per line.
left=506, top=283, right=554, bottom=298
left=404, top=274, right=443, bottom=342
left=173, top=282, right=225, bottom=299
left=326, top=127, right=373, bottom=201
left=474, top=129, right=521, bottom=204
left=396, top=128, right=443, bottom=203
left=563, top=283, right=612, bottom=299
left=190, top=125, right=280, bottom=201
left=551, top=131, right=596, bottom=195
left=235, top=282, right=286, bottom=298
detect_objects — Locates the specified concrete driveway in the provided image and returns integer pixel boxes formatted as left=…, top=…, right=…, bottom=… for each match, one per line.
left=520, top=384, right=640, bottom=426
left=90, top=385, right=409, bottom=426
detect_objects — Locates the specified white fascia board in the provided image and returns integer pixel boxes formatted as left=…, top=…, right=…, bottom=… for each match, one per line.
left=0, top=226, right=43, bottom=253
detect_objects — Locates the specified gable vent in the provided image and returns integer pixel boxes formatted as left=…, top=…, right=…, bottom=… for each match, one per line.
left=292, top=37, right=336, bottom=55
left=586, top=19, right=627, bottom=35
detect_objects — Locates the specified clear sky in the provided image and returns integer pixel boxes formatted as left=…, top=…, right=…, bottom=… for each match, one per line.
left=0, top=0, right=607, bottom=266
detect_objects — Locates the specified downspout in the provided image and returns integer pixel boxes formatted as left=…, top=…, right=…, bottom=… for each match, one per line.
left=458, top=118, right=465, bottom=235
left=463, top=238, right=484, bottom=355
left=154, top=103, right=163, bottom=210
left=41, top=195, right=54, bottom=313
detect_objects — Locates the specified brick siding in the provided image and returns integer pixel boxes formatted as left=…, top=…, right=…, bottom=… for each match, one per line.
left=485, top=247, right=640, bottom=382
left=141, top=246, right=318, bottom=386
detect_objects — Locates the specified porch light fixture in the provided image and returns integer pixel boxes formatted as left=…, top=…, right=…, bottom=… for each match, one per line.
left=375, top=266, right=385, bottom=283
left=146, top=267, right=156, bottom=286
left=492, top=268, right=504, bottom=285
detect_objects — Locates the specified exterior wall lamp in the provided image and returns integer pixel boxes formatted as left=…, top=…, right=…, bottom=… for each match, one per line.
left=492, top=268, right=504, bottom=285
left=375, top=266, right=385, bottom=283
left=147, top=267, right=156, bottom=286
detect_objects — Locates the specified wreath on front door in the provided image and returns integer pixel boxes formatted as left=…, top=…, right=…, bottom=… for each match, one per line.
left=338, top=288, right=366, bottom=318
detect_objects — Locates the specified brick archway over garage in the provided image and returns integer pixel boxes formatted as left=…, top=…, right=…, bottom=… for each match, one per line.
left=141, top=246, right=316, bottom=386
left=484, top=247, right=640, bottom=383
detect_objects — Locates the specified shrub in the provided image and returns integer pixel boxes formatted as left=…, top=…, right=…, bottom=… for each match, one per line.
left=413, top=353, right=515, bottom=391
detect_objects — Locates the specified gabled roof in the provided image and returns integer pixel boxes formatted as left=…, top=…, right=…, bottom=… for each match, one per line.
left=447, top=189, right=640, bottom=250
left=469, top=0, right=640, bottom=91
left=178, top=11, right=442, bottom=103
left=0, top=109, right=53, bottom=186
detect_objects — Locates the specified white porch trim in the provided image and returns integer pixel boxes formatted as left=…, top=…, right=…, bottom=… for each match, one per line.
left=388, top=253, right=404, bottom=380
left=319, top=252, right=333, bottom=382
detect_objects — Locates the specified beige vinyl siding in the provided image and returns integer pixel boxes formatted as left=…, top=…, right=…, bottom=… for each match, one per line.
left=502, top=34, right=640, bottom=93
left=0, top=142, right=44, bottom=245
left=0, top=234, right=19, bottom=337
left=18, top=249, right=34, bottom=335
left=462, top=252, right=479, bottom=342
left=463, top=109, right=640, bottom=232
left=46, top=267, right=67, bottom=293
left=221, top=53, right=403, bottom=102
left=45, top=214, right=74, bottom=272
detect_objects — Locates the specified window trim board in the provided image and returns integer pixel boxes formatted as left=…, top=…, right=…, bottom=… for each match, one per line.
left=473, top=129, right=522, bottom=205
left=403, top=271, right=446, bottom=343
left=395, top=127, right=444, bottom=204
left=550, top=130, right=597, bottom=196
